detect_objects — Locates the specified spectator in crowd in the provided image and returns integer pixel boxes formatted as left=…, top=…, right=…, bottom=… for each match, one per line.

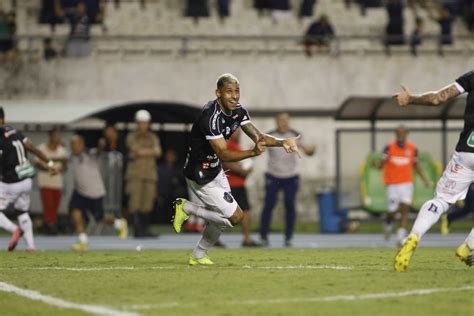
left=299, top=0, right=317, bottom=19
left=65, top=1, right=91, bottom=58
left=429, top=5, right=455, bottom=49
left=126, top=110, right=162, bottom=238
left=157, top=148, right=187, bottom=224
left=373, top=126, right=430, bottom=246
left=98, top=124, right=127, bottom=219
left=303, top=14, right=335, bottom=56
left=409, top=16, right=424, bottom=56
left=440, top=183, right=474, bottom=235
left=461, top=0, right=474, bottom=31
left=83, top=0, right=105, bottom=24
left=43, top=38, right=58, bottom=60
left=0, top=9, right=17, bottom=62
left=39, top=0, right=63, bottom=32
left=217, top=0, right=231, bottom=23
left=69, top=135, right=127, bottom=251
left=223, top=129, right=260, bottom=247
left=185, top=0, right=210, bottom=24
left=259, top=113, right=316, bottom=247
left=253, top=0, right=273, bottom=16
left=34, top=128, right=68, bottom=235
left=272, top=0, right=292, bottom=23
left=59, top=0, right=80, bottom=25
left=385, top=0, right=405, bottom=47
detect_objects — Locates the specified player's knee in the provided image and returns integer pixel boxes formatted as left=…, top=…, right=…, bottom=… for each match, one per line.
left=229, top=208, right=244, bottom=225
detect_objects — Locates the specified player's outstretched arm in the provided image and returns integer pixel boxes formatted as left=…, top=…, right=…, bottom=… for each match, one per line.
left=241, top=122, right=301, bottom=157
left=209, top=137, right=265, bottom=162
left=24, top=141, right=58, bottom=175
left=394, top=83, right=461, bottom=107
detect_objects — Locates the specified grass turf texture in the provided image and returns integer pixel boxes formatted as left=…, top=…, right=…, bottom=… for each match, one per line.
left=0, top=248, right=472, bottom=316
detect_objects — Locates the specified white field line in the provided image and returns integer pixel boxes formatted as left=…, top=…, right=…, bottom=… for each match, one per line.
left=0, top=281, right=139, bottom=316
left=124, top=285, right=474, bottom=310
left=0, top=264, right=353, bottom=271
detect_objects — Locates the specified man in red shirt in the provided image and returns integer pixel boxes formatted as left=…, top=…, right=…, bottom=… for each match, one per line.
left=375, top=126, right=430, bottom=245
left=223, top=128, right=260, bottom=247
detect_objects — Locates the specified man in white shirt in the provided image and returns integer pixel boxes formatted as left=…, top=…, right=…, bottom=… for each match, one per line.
left=35, top=128, right=68, bottom=235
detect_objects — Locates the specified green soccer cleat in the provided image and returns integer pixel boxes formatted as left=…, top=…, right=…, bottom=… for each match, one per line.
left=394, top=233, right=419, bottom=272
left=72, top=242, right=89, bottom=251
left=188, top=256, right=214, bottom=266
left=118, top=219, right=128, bottom=240
left=172, top=198, right=189, bottom=233
left=455, top=243, right=473, bottom=267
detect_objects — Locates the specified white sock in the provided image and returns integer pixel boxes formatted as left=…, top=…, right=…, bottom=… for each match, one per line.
left=396, top=227, right=407, bottom=242
left=465, top=228, right=474, bottom=250
left=17, top=213, right=35, bottom=249
left=0, top=212, right=17, bottom=233
left=192, top=222, right=224, bottom=259
left=411, top=198, right=449, bottom=239
left=79, top=233, right=88, bottom=244
left=183, top=201, right=233, bottom=228
left=113, top=218, right=123, bottom=230
left=384, top=223, right=393, bottom=235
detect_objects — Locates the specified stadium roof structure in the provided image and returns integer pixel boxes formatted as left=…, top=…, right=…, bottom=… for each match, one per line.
left=335, top=96, right=467, bottom=121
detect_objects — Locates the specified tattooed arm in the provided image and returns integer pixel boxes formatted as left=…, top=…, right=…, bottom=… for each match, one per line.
left=241, top=123, right=301, bottom=156
left=394, top=83, right=461, bottom=107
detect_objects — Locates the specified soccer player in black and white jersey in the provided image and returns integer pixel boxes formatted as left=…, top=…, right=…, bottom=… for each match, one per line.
left=172, top=73, right=301, bottom=265
left=0, top=107, right=57, bottom=251
left=393, top=71, right=474, bottom=271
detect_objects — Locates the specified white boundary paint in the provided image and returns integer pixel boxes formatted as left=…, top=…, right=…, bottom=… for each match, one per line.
left=0, top=265, right=353, bottom=271
left=0, top=281, right=139, bottom=316
left=124, top=285, right=474, bottom=310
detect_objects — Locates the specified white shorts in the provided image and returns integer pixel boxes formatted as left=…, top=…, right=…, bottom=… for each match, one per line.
left=0, top=179, right=33, bottom=212
left=186, top=169, right=238, bottom=218
left=386, top=182, right=414, bottom=212
left=434, top=151, right=474, bottom=204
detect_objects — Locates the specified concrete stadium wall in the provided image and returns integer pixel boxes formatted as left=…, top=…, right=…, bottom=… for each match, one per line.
left=2, top=55, right=473, bottom=109
left=4, top=54, right=471, bottom=225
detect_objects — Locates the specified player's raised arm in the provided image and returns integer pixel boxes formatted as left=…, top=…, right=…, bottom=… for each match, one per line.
left=394, top=83, right=461, bottom=107
left=241, top=122, right=301, bottom=156
left=23, top=140, right=58, bottom=175
left=209, top=136, right=265, bottom=162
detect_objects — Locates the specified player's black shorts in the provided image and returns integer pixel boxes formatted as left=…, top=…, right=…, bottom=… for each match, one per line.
left=231, top=186, right=251, bottom=211
left=69, top=191, right=104, bottom=222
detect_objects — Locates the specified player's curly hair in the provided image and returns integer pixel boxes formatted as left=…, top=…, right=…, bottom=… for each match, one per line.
left=216, top=73, right=239, bottom=89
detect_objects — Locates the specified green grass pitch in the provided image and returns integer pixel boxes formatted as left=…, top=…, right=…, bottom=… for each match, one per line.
left=0, top=248, right=472, bottom=316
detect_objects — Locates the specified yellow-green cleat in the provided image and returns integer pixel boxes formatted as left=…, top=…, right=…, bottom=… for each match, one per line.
left=172, top=198, right=189, bottom=233
left=188, top=256, right=214, bottom=266
left=72, top=242, right=89, bottom=251
left=455, top=243, right=473, bottom=266
left=118, top=219, right=128, bottom=240
left=394, top=233, right=419, bottom=272
left=440, top=214, right=449, bottom=235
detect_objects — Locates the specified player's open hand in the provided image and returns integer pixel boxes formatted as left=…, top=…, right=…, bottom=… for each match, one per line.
left=283, top=135, right=301, bottom=158
left=393, top=84, right=412, bottom=107
left=252, top=137, right=266, bottom=156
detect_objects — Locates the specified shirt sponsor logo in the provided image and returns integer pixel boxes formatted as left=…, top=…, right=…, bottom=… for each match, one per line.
left=233, top=114, right=239, bottom=119
left=389, top=156, right=411, bottom=166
